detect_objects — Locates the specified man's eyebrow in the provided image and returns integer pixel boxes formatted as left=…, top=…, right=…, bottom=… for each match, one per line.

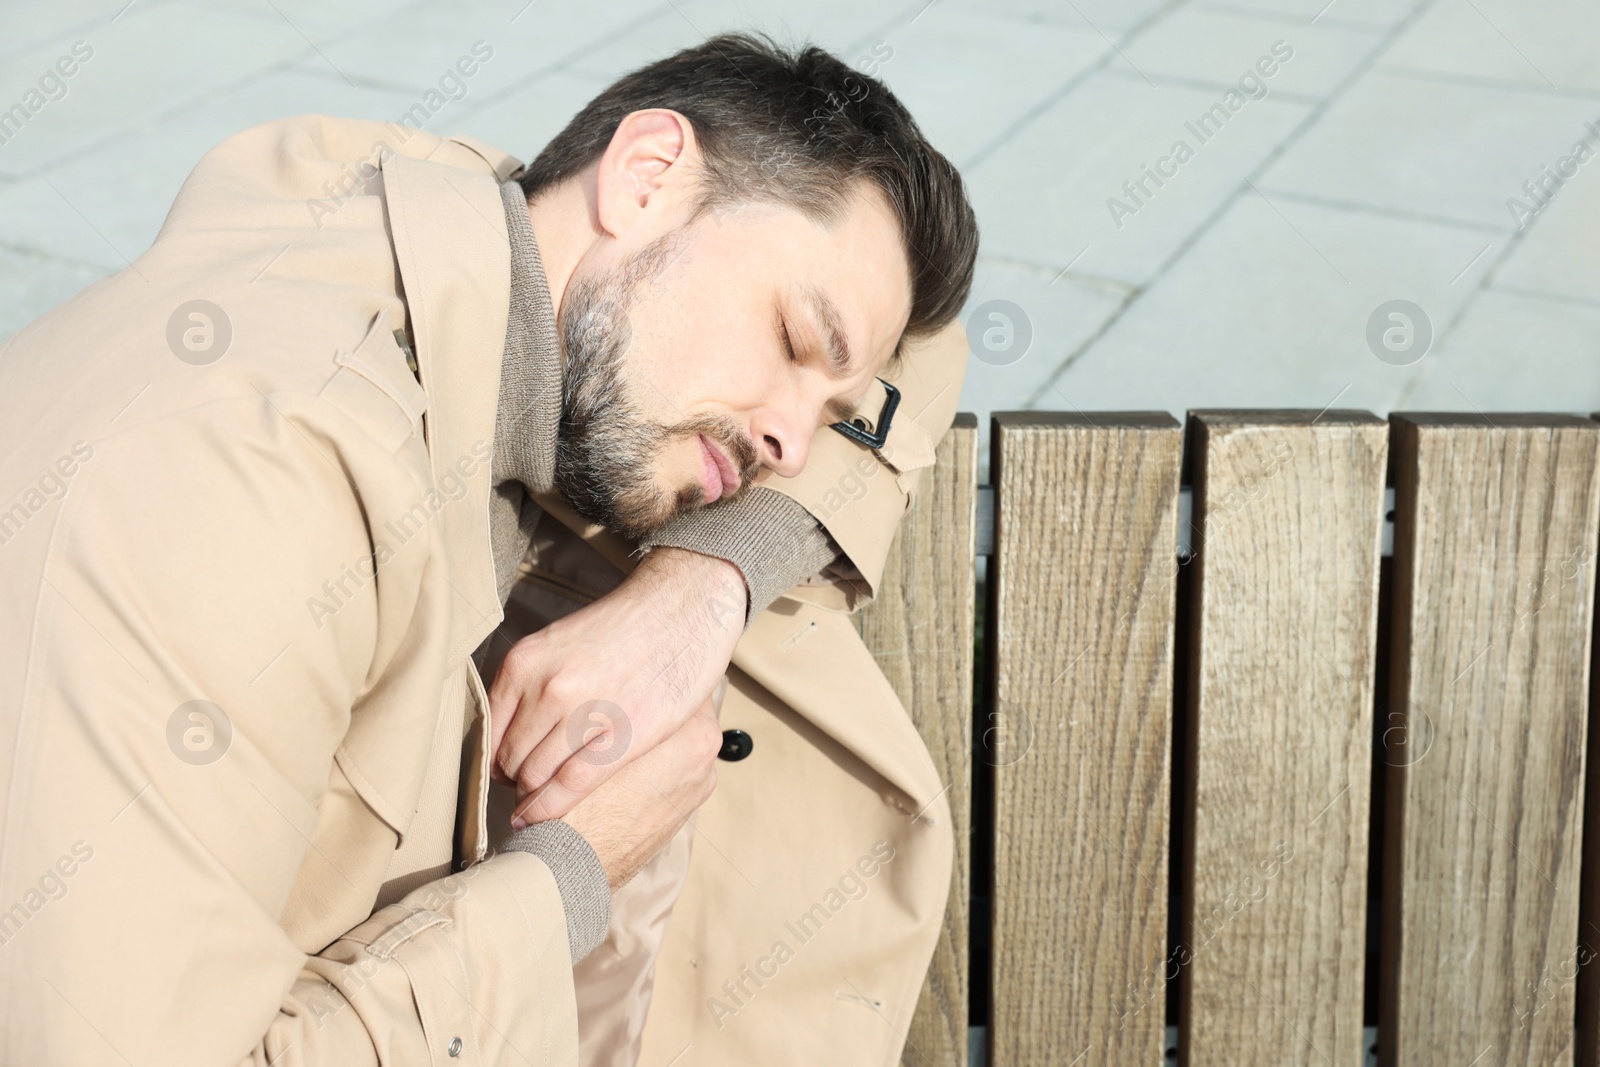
left=804, top=285, right=853, bottom=381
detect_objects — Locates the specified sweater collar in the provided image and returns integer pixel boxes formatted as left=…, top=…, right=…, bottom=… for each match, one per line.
left=492, top=178, right=563, bottom=496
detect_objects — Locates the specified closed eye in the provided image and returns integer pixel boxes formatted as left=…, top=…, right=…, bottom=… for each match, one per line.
left=780, top=318, right=798, bottom=364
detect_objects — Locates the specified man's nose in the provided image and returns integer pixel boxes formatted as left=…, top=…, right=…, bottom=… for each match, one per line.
left=750, top=410, right=810, bottom=479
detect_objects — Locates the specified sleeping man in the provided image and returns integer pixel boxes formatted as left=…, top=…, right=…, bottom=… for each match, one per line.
left=0, top=32, right=976, bottom=1067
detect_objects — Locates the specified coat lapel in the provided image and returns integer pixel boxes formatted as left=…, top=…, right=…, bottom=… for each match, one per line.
left=381, top=151, right=510, bottom=666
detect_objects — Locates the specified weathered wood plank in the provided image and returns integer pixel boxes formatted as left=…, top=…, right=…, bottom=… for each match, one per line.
left=1383, top=414, right=1600, bottom=1067
left=989, top=411, right=1182, bottom=1064
left=1581, top=417, right=1600, bottom=1067
left=1181, top=410, right=1387, bottom=1066
left=859, top=414, right=978, bottom=1067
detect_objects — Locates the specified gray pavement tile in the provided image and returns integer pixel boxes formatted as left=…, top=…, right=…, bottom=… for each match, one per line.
left=1492, top=143, right=1600, bottom=304
left=871, top=5, right=1108, bottom=165
left=1198, top=0, right=1423, bottom=30
left=0, top=0, right=183, bottom=61
left=311, top=0, right=658, bottom=102
left=1397, top=289, right=1600, bottom=412
left=0, top=69, right=418, bottom=279
left=548, top=8, right=708, bottom=82
left=0, top=247, right=111, bottom=346
left=1037, top=194, right=1506, bottom=418
left=964, top=70, right=1311, bottom=287
left=452, top=69, right=614, bottom=164
left=184, top=0, right=404, bottom=40
left=963, top=0, right=1182, bottom=34
left=0, top=3, right=312, bottom=179
left=1122, top=5, right=1384, bottom=101
left=1258, top=70, right=1600, bottom=230
left=562, top=0, right=908, bottom=84
left=1378, top=0, right=1600, bottom=95
left=952, top=258, right=1130, bottom=456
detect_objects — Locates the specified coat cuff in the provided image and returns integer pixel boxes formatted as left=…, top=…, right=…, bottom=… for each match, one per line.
left=504, top=821, right=612, bottom=963
left=640, top=486, right=840, bottom=622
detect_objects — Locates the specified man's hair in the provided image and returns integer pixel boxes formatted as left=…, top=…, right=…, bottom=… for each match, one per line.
left=517, top=32, right=978, bottom=354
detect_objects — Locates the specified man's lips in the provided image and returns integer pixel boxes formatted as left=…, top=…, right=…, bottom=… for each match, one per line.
left=698, top=434, right=741, bottom=503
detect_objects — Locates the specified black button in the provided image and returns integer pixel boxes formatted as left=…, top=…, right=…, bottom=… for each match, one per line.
left=718, top=729, right=754, bottom=762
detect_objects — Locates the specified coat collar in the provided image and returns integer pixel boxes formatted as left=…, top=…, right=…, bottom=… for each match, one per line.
left=380, top=148, right=515, bottom=665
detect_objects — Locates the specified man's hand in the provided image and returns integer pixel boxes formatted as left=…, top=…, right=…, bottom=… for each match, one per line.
left=490, top=546, right=746, bottom=826
left=556, top=692, right=722, bottom=889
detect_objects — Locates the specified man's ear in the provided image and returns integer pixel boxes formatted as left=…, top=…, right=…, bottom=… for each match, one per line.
left=594, top=108, right=700, bottom=241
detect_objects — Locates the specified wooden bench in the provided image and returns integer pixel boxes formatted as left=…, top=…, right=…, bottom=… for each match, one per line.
left=862, top=411, right=1600, bottom=1067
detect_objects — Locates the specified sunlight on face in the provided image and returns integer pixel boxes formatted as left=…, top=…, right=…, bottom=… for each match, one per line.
left=554, top=181, right=911, bottom=540
left=554, top=228, right=761, bottom=540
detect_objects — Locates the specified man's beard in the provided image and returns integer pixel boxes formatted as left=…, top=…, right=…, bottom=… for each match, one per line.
left=555, top=232, right=760, bottom=541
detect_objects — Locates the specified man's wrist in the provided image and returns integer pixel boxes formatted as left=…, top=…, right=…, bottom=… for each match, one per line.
left=640, top=488, right=839, bottom=624
left=637, top=545, right=749, bottom=632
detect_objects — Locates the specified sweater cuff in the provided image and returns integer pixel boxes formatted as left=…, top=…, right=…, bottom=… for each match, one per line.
left=503, top=821, right=612, bottom=964
left=641, top=486, right=840, bottom=622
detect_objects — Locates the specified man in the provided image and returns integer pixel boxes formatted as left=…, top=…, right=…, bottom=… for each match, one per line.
left=0, top=32, right=975, bottom=1066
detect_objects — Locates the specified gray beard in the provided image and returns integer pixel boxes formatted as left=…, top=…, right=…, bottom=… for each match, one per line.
left=554, top=231, right=754, bottom=541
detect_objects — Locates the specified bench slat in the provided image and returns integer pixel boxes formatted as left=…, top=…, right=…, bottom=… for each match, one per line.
left=989, top=412, right=1182, bottom=1063
left=860, top=414, right=978, bottom=1067
left=1181, top=410, right=1387, bottom=1065
left=1383, top=414, right=1600, bottom=1065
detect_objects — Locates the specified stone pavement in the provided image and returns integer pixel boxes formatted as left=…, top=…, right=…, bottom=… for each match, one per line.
left=3, top=0, right=1598, bottom=466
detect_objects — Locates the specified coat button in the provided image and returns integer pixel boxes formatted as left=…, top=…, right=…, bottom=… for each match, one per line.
left=448, top=1037, right=462, bottom=1057
left=718, top=729, right=754, bottom=761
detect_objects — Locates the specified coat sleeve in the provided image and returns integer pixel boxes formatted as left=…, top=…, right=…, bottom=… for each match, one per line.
left=3, top=392, right=577, bottom=1066
left=253, top=851, right=577, bottom=1066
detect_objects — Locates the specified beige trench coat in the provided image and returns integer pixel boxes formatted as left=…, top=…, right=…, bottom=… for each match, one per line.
left=0, top=115, right=966, bottom=1066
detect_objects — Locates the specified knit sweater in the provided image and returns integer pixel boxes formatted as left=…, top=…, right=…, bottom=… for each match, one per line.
left=488, top=179, right=840, bottom=962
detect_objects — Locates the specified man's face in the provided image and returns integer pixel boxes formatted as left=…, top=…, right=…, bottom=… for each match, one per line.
left=554, top=181, right=911, bottom=540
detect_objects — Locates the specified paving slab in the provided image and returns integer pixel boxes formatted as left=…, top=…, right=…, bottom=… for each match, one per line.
left=1197, top=0, right=1423, bottom=30
left=186, top=0, right=410, bottom=41
left=1398, top=288, right=1600, bottom=412
left=1491, top=146, right=1600, bottom=305
left=311, top=0, right=659, bottom=102
left=0, top=3, right=311, bottom=180
left=453, top=69, right=615, bottom=165
left=870, top=5, right=1108, bottom=165
left=563, top=0, right=908, bottom=84
left=1378, top=0, right=1600, bottom=95
left=952, top=258, right=1130, bottom=448
left=0, top=0, right=183, bottom=62
left=965, top=69, right=1311, bottom=286
left=968, top=0, right=1182, bottom=34
left=0, top=69, right=418, bottom=277
left=1122, top=5, right=1384, bottom=101
left=1039, top=193, right=1506, bottom=417
left=1259, top=70, right=1600, bottom=230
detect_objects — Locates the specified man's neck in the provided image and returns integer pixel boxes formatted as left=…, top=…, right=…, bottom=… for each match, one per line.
left=524, top=171, right=601, bottom=334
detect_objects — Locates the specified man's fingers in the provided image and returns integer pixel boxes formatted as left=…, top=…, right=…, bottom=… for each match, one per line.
left=513, top=732, right=625, bottom=813
left=493, top=687, right=565, bottom=788
left=487, top=636, right=552, bottom=757
left=523, top=698, right=721, bottom=826
left=513, top=779, right=582, bottom=827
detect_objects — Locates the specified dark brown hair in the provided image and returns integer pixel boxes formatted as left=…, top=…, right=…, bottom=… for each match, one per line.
left=518, top=32, right=978, bottom=353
